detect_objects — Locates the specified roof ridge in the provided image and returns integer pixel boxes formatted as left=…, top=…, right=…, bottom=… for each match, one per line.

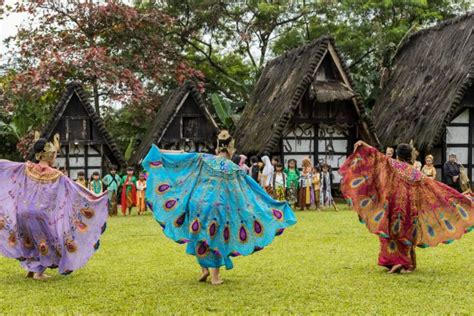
left=396, top=11, right=473, bottom=56
left=265, top=35, right=332, bottom=68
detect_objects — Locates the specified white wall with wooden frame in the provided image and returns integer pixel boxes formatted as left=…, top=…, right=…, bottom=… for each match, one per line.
left=430, top=107, right=473, bottom=183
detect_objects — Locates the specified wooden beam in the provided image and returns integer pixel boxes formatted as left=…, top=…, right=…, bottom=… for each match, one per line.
left=84, top=144, right=89, bottom=179
left=65, top=145, right=70, bottom=173
left=441, top=132, right=447, bottom=182
left=469, top=108, right=473, bottom=182
left=314, top=123, right=319, bottom=166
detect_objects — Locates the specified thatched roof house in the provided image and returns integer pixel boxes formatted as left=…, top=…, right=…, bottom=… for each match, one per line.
left=130, top=81, right=219, bottom=164
left=234, top=36, right=378, bottom=182
left=30, top=82, right=126, bottom=179
left=373, top=12, right=473, bottom=149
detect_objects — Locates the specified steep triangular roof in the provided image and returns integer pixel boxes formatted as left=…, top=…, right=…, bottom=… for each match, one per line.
left=373, top=12, right=474, bottom=149
left=130, top=80, right=219, bottom=164
left=29, top=82, right=126, bottom=166
left=234, top=36, right=379, bottom=154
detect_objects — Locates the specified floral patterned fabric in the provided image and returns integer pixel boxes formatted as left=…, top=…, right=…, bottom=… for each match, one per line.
left=0, top=160, right=108, bottom=274
left=143, top=146, right=297, bottom=270
left=340, top=146, right=474, bottom=269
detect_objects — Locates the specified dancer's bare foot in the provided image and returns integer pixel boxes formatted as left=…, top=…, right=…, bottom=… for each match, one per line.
left=210, top=268, right=223, bottom=285
left=33, top=272, right=51, bottom=280
left=199, top=268, right=210, bottom=282
left=388, top=264, right=403, bottom=274
left=211, top=279, right=224, bottom=285
left=400, top=268, right=413, bottom=274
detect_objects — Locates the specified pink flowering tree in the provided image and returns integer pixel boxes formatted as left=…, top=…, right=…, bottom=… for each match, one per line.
left=0, top=0, right=204, bottom=157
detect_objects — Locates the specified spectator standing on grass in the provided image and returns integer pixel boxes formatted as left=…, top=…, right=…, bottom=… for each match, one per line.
left=443, top=153, right=462, bottom=192
left=103, top=166, right=121, bottom=216
left=121, top=167, right=137, bottom=216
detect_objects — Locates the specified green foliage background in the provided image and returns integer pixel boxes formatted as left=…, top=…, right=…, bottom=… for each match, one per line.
left=0, top=1, right=472, bottom=158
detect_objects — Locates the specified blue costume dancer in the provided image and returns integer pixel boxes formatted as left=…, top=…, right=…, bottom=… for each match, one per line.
left=143, top=146, right=296, bottom=284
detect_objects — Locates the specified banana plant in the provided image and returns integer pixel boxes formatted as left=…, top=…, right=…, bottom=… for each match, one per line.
left=0, top=121, right=21, bottom=140
left=210, top=93, right=233, bottom=128
left=124, top=136, right=135, bottom=161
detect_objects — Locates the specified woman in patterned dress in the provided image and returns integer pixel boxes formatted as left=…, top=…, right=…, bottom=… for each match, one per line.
left=0, top=136, right=108, bottom=280
left=340, top=141, right=473, bottom=274
left=143, top=146, right=296, bottom=285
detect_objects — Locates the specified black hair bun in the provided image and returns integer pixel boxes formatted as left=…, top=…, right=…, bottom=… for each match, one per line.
left=396, top=143, right=413, bottom=161
left=33, top=138, right=48, bottom=154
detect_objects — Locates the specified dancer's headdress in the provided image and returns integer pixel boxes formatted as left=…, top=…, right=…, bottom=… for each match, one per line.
left=33, top=131, right=60, bottom=162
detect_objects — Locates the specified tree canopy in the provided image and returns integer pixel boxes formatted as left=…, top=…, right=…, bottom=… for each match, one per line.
left=0, top=0, right=472, bottom=159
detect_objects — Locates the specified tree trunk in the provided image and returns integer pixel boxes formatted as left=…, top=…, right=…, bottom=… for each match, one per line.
left=92, top=81, right=100, bottom=115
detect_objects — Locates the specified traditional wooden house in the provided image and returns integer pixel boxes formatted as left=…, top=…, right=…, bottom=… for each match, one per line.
left=30, top=83, right=126, bottom=179
left=130, top=81, right=219, bottom=165
left=372, top=13, right=473, bottom=181
left=234, top=36, right=379, bottom=183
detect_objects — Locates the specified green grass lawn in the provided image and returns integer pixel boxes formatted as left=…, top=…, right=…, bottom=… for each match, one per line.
left=1, top=204, right=473, bottom=314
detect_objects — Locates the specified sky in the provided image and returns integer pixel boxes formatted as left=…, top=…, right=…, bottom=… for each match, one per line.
left=0, top=0, right=27, bottom=64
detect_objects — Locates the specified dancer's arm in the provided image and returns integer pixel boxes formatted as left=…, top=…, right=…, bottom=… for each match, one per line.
left=353, top=140, right=372, bottom=152
left=160, top=149, right=185, bottom=153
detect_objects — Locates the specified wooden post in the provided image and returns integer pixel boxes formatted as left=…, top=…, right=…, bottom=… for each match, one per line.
left=314, top=123, right=319, bottom=166
left=279, top=138, right=284, bottom=167
left=100, top=144, right=105, bottom=176
left=441, top=132, right=447, bottom=182
left=65, top=145, right=70, bottom=176
left=469, top=108, right=474, bottom=182
left=84, top=144, right=89, bottom=179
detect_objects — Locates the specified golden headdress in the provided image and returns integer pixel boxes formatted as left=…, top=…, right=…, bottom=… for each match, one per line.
left=216, top=129, right=235, bottom=157
left=302, top=157, right=312, bottom=168
left=33, top=131, right=61, bottom=162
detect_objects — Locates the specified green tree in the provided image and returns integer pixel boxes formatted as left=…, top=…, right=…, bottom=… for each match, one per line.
left=159, top=0, right=310, bottom=102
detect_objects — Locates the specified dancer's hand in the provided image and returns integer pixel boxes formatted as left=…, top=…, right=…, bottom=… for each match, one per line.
left=353, top=140, right=370, bottom=152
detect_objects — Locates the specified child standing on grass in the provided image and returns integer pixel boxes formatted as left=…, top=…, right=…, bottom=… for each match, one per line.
left=421, top=154, right=437, bottom=179
left=284, top=159, right=300, bottom=207
left=271, top=163, right=287, bottom=201
left=320, top=163, right=337, bottom=211
left=121, top=167, right=137, bottom=216
left=88, top=171, right=103, bottom=194
left=76, top=170, right=87, bottom=188
left=298, top=158, right=313, bottom=210
left=312, top=166, right=321, bottom=210
left=136, top=173, right=147, bottom=215
left=103, top=166, right=122, bottom=216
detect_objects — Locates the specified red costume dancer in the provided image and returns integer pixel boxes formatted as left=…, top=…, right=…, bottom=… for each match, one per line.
left=121, top=167, right=137, bottom=216
left=340, top=141, right=474, bottom=273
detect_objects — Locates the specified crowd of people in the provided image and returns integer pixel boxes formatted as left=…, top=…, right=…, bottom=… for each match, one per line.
left=60, top=166, right=148, bottom=216
left=221, top=148, right=337, bottom=211
left=385, top=146, right=470, bottom=193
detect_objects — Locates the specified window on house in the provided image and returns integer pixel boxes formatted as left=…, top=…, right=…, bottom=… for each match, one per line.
left=182, top=117, right=199, bottom=138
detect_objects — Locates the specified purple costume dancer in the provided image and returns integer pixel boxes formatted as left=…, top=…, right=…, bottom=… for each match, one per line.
left=0, top=135, right=108, bottom=279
